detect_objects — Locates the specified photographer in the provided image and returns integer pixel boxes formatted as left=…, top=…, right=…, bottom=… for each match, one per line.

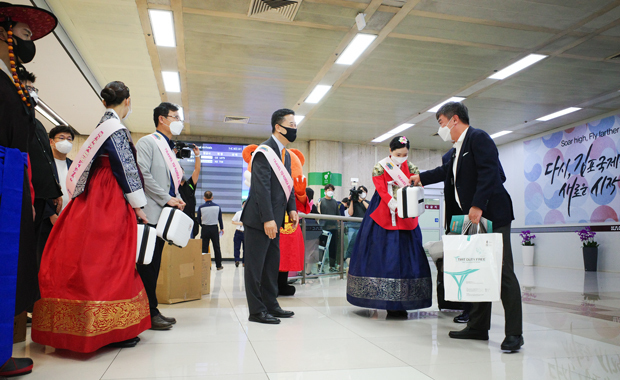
left=345, top=185, right=368, bottom=260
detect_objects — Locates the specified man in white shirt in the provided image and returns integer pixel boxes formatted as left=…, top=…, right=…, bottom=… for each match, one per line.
left=48, top=126, right=75, bottom=220
left=231, top=200, right=246, bottom=267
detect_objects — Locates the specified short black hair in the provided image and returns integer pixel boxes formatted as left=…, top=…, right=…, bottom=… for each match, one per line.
left=0, top=20, right=17, bottom=34
left=271, top=108, right=295, bottom=133
left=436, top=101, right=469, bottom=124
left=204, top=191, right=213, bottom=199
left=153, top=102, right=179, bottom=128
left=389, top=136, right=410, bottom=151
left=341, top=197, right=350, bottom=204
left=101, top=81, right=130, bottom=107
left=359, top=185, right=368, bottom=193
left=324, top=184, right=335, bottom=191
left=49, top=125, right=75, bottom=140
left=16, top=67, right=36, bottom=83
left=306, top=187, right=314, bottom=200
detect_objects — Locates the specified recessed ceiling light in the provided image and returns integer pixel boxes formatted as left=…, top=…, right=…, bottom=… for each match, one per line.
left=490, top=130, right=513, bottom=139
left=427, top=97, right=465, bottom=113
left=162, top=71, right=181, bottom=92
left=294, top=115, right=305, bottom=124
left=488, top=54, right=547, bottom=80
left=536, top=107, right=582, bottom=121
left=336, top=34, right=377, bottom=65
left=305, top=85, right=332, bottom=104
left=148, top=9, right=176, bottom=47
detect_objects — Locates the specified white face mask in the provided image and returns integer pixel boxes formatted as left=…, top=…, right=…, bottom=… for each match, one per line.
left=55, top=139, right=73, bottom=154
left=437, top=119, right=454, bottom=142
left=169, top=120, right=184, bottom=136
left=392, top=155, right=408, bottom=165
left=29, top=90, right=39, bottom=105
left=326, top=191, right=334, bottom=198
left=360, top=192, right=367, bottom=199
left=123, top=104, right=132, bottom=121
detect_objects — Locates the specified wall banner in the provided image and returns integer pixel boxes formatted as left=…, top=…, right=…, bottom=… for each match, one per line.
left=523, top=114, right=620, bottom=225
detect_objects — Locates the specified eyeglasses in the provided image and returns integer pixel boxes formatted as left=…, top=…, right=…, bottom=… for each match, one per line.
left=54, top=136, right=73, bottom=142
left=166, top=115, right=181, bottom=121
left=26, top=85, right=38, bottom=93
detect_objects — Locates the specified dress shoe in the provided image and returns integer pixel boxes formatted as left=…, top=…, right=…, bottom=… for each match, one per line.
left=235, top=261, right=239, bottom=267
left=268, top=308, right=294, bottom=318
left=106, top=337, right=140, bottom=348
left=0, top=357, right=33, bottom=377
left=249, top=311, right=280, bottom=324
left=501, top=335, right=524, bottom=351
left=453, top=311, right=470, bottom=323
left=159, top=313, right=176, bottom=324
left=449, top=326, right=489, bottom=340
left=386, top=310, right=408, bottom=319
left=217, top=267, right=224, bottom=271
left=150, top=314, right=173, bottom=330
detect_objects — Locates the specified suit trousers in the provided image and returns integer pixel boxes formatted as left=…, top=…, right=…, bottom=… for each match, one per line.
left=234, top=230, right=244, bottom=263
left=201, top=225, right=222, bottom=268
left=244, top=225, right=281, bottom=315
left=467, top=223, right=523, bottom=336
left=137, top=231, right=165, bottom=316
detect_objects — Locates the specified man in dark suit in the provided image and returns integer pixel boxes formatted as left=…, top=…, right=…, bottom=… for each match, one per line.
left=241, top=108, right=298, bottom=324
left=411, top=102, right=523, bottom=352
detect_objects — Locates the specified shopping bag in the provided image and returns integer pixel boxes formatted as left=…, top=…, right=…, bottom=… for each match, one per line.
left=449, top=215, right=493, bottom=234
left=442, top=232, right=503, bottom=302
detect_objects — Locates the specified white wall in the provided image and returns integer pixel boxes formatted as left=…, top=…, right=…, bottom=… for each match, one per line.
left=498, top=111, right=620, bottom=273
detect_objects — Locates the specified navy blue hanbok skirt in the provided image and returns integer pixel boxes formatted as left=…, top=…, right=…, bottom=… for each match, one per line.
left=347, top=192, right=432, bottom=310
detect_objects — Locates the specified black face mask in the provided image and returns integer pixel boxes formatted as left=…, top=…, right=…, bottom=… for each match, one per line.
left=13, top=36, right=36, bottom=63
left=279, top=125, right=297, bottom=143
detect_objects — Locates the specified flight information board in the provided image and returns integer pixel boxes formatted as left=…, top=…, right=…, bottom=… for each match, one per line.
left=178, top=142, right=248, bottom=213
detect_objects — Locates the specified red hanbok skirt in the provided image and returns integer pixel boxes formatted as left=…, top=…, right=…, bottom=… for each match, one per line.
left=32, top=157, right=150, bottom=353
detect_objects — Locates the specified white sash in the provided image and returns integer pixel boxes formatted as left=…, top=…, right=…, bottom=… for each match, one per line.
left=66, top=118, right=125, bottom=197
left=379, top=156, right=410, bottom=188
left=150, top=133, right=183, bottom=194
left=251, top=145, right=293, bottom=201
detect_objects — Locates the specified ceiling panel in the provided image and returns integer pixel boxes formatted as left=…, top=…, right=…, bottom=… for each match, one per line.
left=183, top=0, right=250, bottom=14
left=564, top=36, right=620, bottom=59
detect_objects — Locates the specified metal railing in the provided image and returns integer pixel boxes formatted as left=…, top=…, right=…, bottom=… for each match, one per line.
left=291, top=213, right=364, bottom=284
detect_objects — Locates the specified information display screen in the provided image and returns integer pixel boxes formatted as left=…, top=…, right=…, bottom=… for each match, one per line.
left=178, top=142, right=248, bottom=213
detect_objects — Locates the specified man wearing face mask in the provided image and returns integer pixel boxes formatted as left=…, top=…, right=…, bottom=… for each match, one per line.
left=136, top=102, right=186, bottom=330
left=318, top=183, right=340, bottom=271
left=0, top=3, right=58, bottom=376
left=411, top=101, right=523, bottom=352
left=345, top=185, right=368, bottom=260
left=241, top=108, right=298, bottom=324
left=48, top=126, right=74, bottom=213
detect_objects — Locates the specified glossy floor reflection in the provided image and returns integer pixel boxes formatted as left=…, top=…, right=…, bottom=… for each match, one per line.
left=14, top=262, right=620, bottom=379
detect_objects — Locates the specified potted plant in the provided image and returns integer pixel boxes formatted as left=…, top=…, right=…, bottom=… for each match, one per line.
left=520, top=230, right=536, bottom=266
left=576, top=227, right=599, bottom=272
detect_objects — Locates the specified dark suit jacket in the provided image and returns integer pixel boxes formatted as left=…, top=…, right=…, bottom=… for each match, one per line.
left=30, top=118, right=63, bottom=201
left=420, top=127, right=514, bottom=229
left=241, top=136, right=296, bottom=231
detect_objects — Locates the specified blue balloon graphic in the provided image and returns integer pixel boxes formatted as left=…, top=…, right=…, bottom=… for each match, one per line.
left=524, top=154, right=542, bottom=182
left=588, top=116, right=617, bottom=135
left=542, top=132, right=563, bottom=149
left=525, top=182, right=543, bottom=211
left=543, top=182, right=564, bottom=210
left=525, top=211, right=543, bottom=225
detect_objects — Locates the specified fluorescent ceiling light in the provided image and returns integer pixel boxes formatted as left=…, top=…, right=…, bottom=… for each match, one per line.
left=336, top=33, right=377, bottom=65
left=162, top=71, right=181, bottom=92
left=536, top=107, right=582, bottom=121
left=371, top=132, right=396, bottom=143
left=148, top=9, right=176, bottom=47
left=427, top=97, right=465, bottom=113
left=178, top=106, right=184, bottom=121
left=294, top=115, right=305, bottom=124
left=389, top=123, right=414, bottom=134
left=305, top=85, right=331, bottom=104
left=490, top=130, right=513, bottom=139
left=35, top=106, right=60, bottom=126
left=488, top=54, right=547, bottom=80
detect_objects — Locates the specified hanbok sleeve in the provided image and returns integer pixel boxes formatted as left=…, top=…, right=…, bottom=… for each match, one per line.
left=102, top=130, right=147, bottom=208
left=372, top=163, right=393, bottom=207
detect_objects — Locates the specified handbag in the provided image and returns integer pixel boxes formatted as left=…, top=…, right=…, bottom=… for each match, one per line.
left=442, top=219, right=503, bottom=302
left=136, top=224, right=156, bottom=265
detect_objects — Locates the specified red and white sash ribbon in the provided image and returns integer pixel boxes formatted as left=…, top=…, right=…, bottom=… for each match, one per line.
left=379, top=156, right=410, bottom=188
left=150, top=133, right=183, bottom=194
left=67, top=118, right=125, bottom=197
left=251, top=145, right=293, bottom=201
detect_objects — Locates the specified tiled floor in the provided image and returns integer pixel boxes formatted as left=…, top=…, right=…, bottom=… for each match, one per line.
left=14, top=262, right=620, bottom=379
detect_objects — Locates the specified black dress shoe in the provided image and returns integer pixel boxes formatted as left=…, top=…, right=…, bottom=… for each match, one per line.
left=235, top=261, right=240, bottom=267
left=0, top=357, right=33, bottom=377
left=159, top=313, right=176, bottom=324
left=449, top=326, right=489, bottom=340
left=386, top=310, right=408, bottom=319
left=249, top=311, right=281, bottom=324
left=268, top=308, right=294, bottom=318
left=453, top=311, right=470, bottom=323
left=106, top=337, right=140, bottom=348
left=501, top=335, right=524, bottom=351
left=150, top=314, right=173, bottom=330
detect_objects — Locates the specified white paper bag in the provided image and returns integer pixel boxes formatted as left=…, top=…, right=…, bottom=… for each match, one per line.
left=442, top=233, right=503, bottom=302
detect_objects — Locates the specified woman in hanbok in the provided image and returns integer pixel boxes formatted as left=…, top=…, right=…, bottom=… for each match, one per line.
left=32, top=81, right=151, bottom=352
left=347, top=136, right=432, bottom=318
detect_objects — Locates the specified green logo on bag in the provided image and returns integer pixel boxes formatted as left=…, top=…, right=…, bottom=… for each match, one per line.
left=445, top=269, right=479, bottom=301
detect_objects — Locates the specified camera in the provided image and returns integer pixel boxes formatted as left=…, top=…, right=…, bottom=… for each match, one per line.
left=174, top=142, right=195, bottom=159
left=349, top=178, right=363, bottom=202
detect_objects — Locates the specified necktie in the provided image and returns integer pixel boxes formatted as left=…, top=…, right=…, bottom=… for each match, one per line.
left=281, top=148, right=286, bottom=162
